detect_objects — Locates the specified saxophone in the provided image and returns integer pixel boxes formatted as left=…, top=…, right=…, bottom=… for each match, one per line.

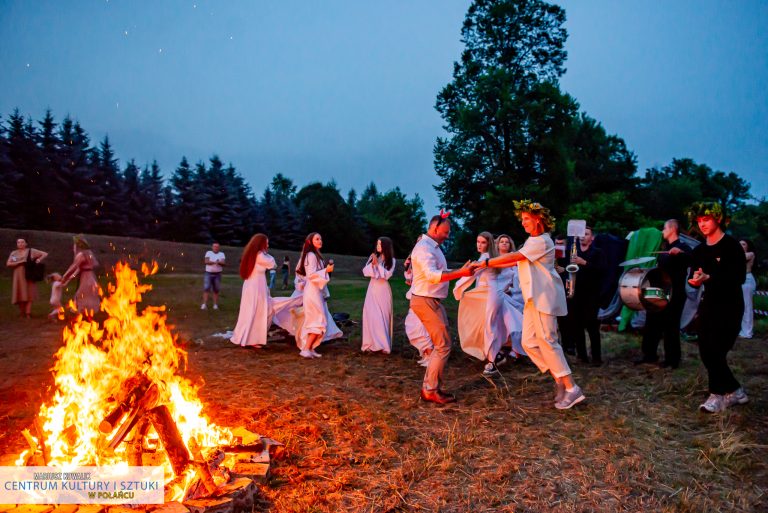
left=565, top=237, right=580, bottom=299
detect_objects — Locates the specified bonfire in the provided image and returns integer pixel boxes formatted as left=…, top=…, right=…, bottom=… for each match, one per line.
left=16, top=262, right=274, bottom=506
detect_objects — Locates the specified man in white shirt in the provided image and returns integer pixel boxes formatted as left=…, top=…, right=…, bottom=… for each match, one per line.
left=477, top=200, right=586, bottom=410
left=410, top=212, right=473, bottom=405
left=202, top=242, right=226, bottom=310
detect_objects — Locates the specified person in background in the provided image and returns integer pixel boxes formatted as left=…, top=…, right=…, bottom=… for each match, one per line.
left=739, top=239, right=756, bottom=339
left=404, top=235, right=434, bottom=367
left=295, top=232, right=336, bottom=358
left=495, top=234, right=525, bottom=362
left=361, top=237, right=396, bottom=353
left=230, top=234, right=276, bottom=348
left=553, top=234, right=573, bottom=355
left=201, top=242, right=226, bottom=310
left=453, top=231, right=507, bottom=376
left=61, top=235, right=100, bottom=317
left=281, top=256, right=291, bottom=289
left=6, top=237, right=48, bottom=318
left=687, top=202, right=747, bottom=413
left=638, top=219, right=690, bottom=368
left=268, top=265, right=277, bottom=289
left=46, top=272, right=64, bottom=320
left=561, top=226, right=607, bottom=366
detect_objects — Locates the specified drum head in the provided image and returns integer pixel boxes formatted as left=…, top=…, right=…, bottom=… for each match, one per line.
left=619, top=256, right=656, bottom=267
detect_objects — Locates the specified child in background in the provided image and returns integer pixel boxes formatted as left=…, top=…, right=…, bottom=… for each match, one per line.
left=46, top=272, right=64, bottom=320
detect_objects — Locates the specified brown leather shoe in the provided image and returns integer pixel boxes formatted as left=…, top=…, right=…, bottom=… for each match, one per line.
left=420, top=389, right=456, bottom=404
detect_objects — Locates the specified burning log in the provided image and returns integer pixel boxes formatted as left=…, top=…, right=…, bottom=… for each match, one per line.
left=100, top=374, right=151, bottom=434
left=125, top=419, right=151, bottom=466
left=147, top=405, right=191, bottom=476
left=107, top=383, right=160, bottom=451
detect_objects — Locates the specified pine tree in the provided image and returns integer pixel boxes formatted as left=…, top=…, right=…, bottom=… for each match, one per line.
left=90, top=136, right=126, bottom=234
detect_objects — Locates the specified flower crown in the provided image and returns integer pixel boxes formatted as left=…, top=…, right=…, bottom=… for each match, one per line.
left=513, top=199, right=556, bottom=231
left=687, top=202, right=727, bottom=227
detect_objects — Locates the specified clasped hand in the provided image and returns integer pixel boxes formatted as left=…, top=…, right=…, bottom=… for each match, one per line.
left=688, top=267, right=709, bottom=287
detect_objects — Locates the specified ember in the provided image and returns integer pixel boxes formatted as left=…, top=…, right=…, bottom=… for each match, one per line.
left=16, top=262, right=276, bottom=505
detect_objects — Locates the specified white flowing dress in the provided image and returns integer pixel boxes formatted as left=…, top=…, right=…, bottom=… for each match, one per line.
left=453, top=252, right=507, bottom=362
left=497, top=267, right=526, bottom=355
left=297, top=253, right=343, bottom=350
left=272, top=274, right=343, bottom=345
left=361, top=257, right=396, bottom=353
left=231, top=252, right=275, bottom=347
left=404, top=268, right=433, bottom=356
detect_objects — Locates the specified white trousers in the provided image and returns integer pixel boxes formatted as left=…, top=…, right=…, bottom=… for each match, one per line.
left=522, top=301, right=572, bottom=378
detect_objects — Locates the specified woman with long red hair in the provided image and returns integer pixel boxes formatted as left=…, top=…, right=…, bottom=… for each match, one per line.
left=295, top=232, right=337, bottom=358
left=230, top=234, right=275, bottom=348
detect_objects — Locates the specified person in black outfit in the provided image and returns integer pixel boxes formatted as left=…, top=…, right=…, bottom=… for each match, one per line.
left=553, top=234, right=573, bottom=355
left=638, top=219, right=690, bottom=368
left=687, top=203, right=748, bottom=413
left=562, top=226, right=607, bottom=365
left=281, top=256, right=291, bottom=289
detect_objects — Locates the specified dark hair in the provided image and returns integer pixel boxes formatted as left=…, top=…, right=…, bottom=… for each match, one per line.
left=283, top=256, right=290, bottom=262
left=740, top=239, right=755, bottom=253
left=296, top=232, right=324, bottom=276
left=239, top=234, right=269, bottom=279
left=428, top=215, right=450, bottom=229
left=373, top=237, right=395, bottom=271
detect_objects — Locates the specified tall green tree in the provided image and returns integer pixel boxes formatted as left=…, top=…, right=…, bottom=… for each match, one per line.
left=434, top=0, right=570, bottom=234
left=639, top=158, right=751, bottom=223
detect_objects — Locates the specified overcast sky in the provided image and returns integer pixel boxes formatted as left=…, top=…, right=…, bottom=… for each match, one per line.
left=1, top=0, right=766, bottom=214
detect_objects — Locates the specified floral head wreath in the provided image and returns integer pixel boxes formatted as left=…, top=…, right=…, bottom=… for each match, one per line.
left=513, top=199, right=556, bottom=232
left=687, top=202, right=728, bottom=228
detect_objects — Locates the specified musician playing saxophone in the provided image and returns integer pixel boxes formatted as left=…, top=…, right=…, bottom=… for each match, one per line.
left=561, top=225, right=607, bottom=366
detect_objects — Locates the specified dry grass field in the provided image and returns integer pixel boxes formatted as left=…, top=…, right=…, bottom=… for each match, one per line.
left=0, top=232, right=766, bottom=512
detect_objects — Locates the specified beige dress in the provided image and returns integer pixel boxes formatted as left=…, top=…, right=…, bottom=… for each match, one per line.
left=62, top=250, right=100, bottom=313
left=8, top=249, right=44, bottom=304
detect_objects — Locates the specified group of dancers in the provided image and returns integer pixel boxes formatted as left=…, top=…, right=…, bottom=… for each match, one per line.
left=229, top=199, right=750, bottom=414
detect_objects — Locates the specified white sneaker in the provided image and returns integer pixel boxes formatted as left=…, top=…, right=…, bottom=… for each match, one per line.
left=555, top=385, right=585, bottom=410
left=200, top=304, right=207, bottom=310
left=699, top=393, right=726, bottom=413
left=213, top=304, right=219, bottom=310
left=724, top=388, right=748, bottom=407
left=310, top=349, right=322, bottom=358
left=482, top=362, right=498, bottom=376
left=299, top=350, right=314, bottom=359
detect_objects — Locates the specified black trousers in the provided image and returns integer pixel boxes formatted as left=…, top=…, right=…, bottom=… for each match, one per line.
left=641, top=293, right=685, bottom=365
left=564, top=294, right=601, bottom=362
left=697, top=302, right=742, bottom=395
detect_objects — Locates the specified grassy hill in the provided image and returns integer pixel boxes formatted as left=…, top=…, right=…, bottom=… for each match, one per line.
left=0, top=228, right=398, bottom=278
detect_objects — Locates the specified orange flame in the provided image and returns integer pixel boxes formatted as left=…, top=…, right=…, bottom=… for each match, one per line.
left=19, top=262, right=233, bottom=499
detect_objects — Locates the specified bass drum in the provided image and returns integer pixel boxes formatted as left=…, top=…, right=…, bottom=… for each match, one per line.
left=619, top=267, right=672, bottom=312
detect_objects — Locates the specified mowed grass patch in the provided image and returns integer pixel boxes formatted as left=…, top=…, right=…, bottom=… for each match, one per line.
left=0, top=270, right=766, bottom=512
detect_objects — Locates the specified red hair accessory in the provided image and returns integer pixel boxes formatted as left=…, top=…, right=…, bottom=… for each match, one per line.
left=439, top=208, right=451, bottom=219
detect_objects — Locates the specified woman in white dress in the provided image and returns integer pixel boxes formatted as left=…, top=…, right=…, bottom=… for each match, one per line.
left=453, top=232, right=507, bottom=375
left=739, top=239, right=756, bottom=338
left=496, top=234, right=526, bottom=360
left=361, top=237, right=396, bottom=353
left=231, top=234, right=275, bottom=348
left=296, top=232, right=336, bottom=358
left=403, top=239, right=433, bottom=366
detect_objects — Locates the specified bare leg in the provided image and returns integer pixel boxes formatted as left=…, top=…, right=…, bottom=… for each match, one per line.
left=212, top=292, right=219, bottom=306
left=202, top=292, right=209, bottom=306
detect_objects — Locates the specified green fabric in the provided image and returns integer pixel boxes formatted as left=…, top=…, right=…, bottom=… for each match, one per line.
left=618, top=227, right=663, bottom=331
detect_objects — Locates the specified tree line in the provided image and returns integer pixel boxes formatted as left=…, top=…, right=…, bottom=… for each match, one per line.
left=0, top=108, right=425, bottom=256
